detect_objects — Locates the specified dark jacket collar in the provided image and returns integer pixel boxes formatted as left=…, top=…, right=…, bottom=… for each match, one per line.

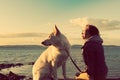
left=81, top=35, right=103, bottom=49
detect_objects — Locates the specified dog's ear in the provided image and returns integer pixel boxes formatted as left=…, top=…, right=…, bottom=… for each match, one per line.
left=53, top=25, right=61, bottom=36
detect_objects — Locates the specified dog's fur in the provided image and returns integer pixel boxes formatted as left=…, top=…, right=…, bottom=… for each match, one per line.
left=32, top=25, right=71, bottom=80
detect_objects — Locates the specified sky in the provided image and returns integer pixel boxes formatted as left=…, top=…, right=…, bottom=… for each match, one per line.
left=0, top=0, right=120, bottom=46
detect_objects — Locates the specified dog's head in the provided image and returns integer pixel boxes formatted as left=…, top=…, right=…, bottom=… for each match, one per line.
left=41, top=25, right=61, bottom=46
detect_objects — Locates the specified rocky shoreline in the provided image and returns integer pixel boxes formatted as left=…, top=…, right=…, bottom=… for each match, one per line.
left=0, top=63, right=120, bottom=80
left=0, top=63, right=33, bottom=80
left=0, top=62, right=34, bottom=70
left=0, top=71, right=120, bottom=80
left=0, top=71, right=32, bottom=80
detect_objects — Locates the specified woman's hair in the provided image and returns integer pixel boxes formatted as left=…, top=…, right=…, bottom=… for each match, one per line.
left=86, top=24, right=100, bottom=36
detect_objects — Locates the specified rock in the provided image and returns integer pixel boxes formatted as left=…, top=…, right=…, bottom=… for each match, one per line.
left=7, top=71, right=25, bottom=80
left=0, top=73, right=9, bottom=80
left=0, top=71, right=25, bottom=80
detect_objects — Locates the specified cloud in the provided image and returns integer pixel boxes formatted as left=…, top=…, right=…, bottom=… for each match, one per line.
left=70, top=17, right=120, bottom=30
left=0, top=33, right=48, bottom=38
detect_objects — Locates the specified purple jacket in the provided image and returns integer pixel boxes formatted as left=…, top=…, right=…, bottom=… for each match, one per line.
left=82, top=35, right=108, bottom=76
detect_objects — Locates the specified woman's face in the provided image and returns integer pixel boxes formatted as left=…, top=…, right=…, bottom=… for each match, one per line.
left=81, top=26, right=91, bottom=39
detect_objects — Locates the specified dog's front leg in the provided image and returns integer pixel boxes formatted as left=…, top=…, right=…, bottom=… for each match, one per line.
left=62, top=62, right=67, bottom=80
left=51, top=60, right=58, bottom=80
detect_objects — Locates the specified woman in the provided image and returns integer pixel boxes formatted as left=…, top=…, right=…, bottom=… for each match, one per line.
left=81, top=24, right=108, bottom=80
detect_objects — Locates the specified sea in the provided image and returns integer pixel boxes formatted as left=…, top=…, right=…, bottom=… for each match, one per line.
left=0, top=45, right=120, bottom=79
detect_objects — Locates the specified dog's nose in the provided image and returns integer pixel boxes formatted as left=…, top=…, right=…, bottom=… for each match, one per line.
left=41, top=41, right=45, bottom=45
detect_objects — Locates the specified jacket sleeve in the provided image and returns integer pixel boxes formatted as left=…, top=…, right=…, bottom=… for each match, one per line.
left=82, top=43, right=95, bottom=76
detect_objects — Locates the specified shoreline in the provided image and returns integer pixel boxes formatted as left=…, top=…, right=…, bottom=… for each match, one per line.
left=0, top=63, right=120, bottom=80
left=0, top=71, right=120, bottom=80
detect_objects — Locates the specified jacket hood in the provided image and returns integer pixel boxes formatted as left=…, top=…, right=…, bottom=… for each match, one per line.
left=86, top=35, right=103, bottom=44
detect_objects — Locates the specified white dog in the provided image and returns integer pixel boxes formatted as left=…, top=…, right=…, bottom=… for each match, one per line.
left=32, top=25, right=71, bottom=80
